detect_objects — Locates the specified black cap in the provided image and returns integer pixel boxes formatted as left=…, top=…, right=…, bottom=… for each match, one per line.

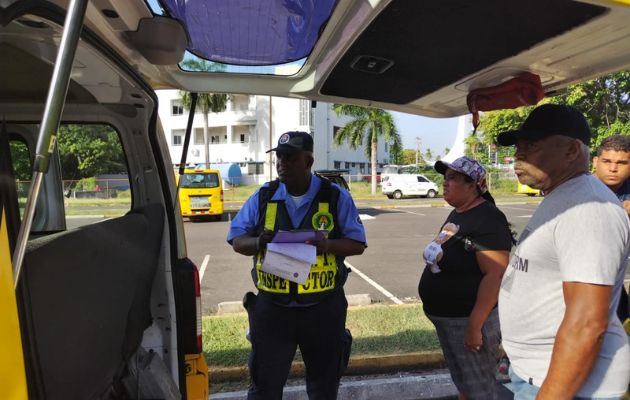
left=266, top=131, right=314, bottom=154
left=497, top=104, right=592, bottom=146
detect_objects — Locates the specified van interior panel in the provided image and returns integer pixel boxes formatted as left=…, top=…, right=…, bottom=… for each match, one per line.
left=320, top=0, right=607, bottom=104
left=19, top=204, right=164, bottom=399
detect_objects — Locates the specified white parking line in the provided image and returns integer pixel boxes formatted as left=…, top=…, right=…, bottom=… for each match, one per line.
left=516, top=215, right=533, bottom=218
left=344, top=260, right=403, bottom=304
left=499, top=206, right=537, bottom=212
left=199, top=254, right=210, bottom=281
left=401, top=210, right=425, bottom=216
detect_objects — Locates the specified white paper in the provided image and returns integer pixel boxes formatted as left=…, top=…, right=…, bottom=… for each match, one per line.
left=261, top=243, right=316, bottom=284
left=267, top=243, right=316, bottom=264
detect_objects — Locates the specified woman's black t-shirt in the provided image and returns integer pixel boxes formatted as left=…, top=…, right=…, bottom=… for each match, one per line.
left=418, top=201, right=512, bottom=317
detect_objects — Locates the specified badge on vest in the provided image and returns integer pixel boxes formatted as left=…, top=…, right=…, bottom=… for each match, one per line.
left=312, top=211, right=334, bottom=231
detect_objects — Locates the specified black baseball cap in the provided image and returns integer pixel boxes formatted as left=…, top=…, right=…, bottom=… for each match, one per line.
left=497, top=104, right=592, bottom=146
left=266, top=131, right=314, bottom=154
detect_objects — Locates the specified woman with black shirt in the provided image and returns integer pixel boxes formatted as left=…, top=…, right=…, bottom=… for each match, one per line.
left=419, top=157, right=512, bottom=400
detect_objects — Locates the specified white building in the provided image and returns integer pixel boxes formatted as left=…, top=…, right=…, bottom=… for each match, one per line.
left=157, top=90, right=391, bottom=184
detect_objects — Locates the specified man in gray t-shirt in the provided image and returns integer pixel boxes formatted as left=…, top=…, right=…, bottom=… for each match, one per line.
left=497, top=104, right=630, bottom=399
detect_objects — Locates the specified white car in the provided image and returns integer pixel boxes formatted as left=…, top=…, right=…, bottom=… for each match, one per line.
left=382, top=174, right=439, bottom=199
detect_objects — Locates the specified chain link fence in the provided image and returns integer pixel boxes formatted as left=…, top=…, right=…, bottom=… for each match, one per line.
left=16, top=178, right=130, bottom=199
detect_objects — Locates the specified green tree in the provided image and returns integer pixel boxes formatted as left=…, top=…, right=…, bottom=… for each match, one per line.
left=424, top=148, right=433, bottom=161
left=180, top=58, right=227, bottom=73
left=57, top=124, right=126, bottom=179
left=476, top=70, right=630, bottom=155
left=179, top=59, right=230, bottom=167
left=9, top=141, right=31, bottom=181
left=389, top=139, right=404, bottom=165
left=332, top=105, right=400, bottom=195
left=401, top=149, right=420, bottom=165
left=558, top=70, right=630, bottom=150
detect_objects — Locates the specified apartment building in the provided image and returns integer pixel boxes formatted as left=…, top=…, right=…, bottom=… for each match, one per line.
left=157, top=90, right=391, bottom=184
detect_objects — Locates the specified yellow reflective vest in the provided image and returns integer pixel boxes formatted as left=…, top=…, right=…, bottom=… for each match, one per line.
left=252, top=180, right=347, bottom=305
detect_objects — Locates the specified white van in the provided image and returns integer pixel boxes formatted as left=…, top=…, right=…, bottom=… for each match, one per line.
left=381, top=175, right=439, bottom=199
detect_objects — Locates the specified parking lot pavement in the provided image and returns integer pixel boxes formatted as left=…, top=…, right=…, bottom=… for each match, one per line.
left=185, top=203, right=542, bottom=314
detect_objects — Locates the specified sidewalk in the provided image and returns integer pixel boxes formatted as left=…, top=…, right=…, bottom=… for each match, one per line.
left=209, top=347, right=513, bottom=399
left=210, top=370, right=460, bottom=400
left=210, top=364, right=515, bottom=400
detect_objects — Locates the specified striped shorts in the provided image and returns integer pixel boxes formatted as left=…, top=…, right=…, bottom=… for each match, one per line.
left=427, top=308, right=502, bottom=400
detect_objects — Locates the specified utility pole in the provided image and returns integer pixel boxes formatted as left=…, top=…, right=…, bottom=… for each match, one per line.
left=415, top=137, right=421, bottom=166
left=269, top=96, right=273, bottom=181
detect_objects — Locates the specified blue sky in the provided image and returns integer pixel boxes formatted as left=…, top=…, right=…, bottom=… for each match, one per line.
left=391, top=112, right=460, bottom=157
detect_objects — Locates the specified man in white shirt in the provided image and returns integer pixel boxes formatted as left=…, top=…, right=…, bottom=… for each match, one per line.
left=497, top=104, right=630, bottom=399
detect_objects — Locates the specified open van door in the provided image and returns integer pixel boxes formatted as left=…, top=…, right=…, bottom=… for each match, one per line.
left=0, top=120, right=28, bottom=400
left=1, top=2, right=206, bottom=398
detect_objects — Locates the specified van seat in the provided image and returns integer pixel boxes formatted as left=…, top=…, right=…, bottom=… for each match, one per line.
left=20, top=203, right=164, bottom=399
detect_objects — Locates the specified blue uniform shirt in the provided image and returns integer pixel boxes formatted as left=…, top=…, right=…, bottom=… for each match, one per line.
left=227, top=175, right=367, bottom=245
left=615, top=178, right=630, bottom=202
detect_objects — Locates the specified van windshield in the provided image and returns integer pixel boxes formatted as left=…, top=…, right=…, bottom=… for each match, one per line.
left=181, top=173, right=219, bottom=189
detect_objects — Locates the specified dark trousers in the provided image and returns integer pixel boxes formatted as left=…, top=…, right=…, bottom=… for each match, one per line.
left=617, top=286, right=628, bottom=322
left=244, top=290, right=349, bottom=400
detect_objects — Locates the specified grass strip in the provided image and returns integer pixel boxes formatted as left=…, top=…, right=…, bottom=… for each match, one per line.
left=203, top=304, right=440, bottom=368
left=224, top=180, right=520, bottom=202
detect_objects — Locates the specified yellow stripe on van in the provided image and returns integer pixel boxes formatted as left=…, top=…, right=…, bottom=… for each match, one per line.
left=602, top=0, right=630, bottom=7
left=0, top=208, right=28, bottom=400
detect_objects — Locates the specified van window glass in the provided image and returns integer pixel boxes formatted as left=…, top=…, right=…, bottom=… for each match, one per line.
left=417, top=176, right=428, bottom=183
left=58, top=124, right=131, bottom=227
left=181, top=173, right=219, bottom=188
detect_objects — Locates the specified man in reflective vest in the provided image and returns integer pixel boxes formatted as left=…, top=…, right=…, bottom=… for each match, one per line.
left=228, top=131, right=366, bottom=399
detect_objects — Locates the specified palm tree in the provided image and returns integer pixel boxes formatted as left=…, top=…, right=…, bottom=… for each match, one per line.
left=180, top=91, right=229, bottom=167
left=333, top=104, right=400, bottom=195
left=179, top=59, right=229, bottom=167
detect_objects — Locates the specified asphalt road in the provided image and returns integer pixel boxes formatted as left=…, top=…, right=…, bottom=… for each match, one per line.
left=186, top=200, right=540, bottom=314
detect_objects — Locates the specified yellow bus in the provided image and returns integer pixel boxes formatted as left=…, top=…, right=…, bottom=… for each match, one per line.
left=517, top=182, right=542, bottom=197
left=177, top=169, right=224, bottom=221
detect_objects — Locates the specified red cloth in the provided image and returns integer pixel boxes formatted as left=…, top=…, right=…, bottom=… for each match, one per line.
left=467, top=72, right=544, bottom=129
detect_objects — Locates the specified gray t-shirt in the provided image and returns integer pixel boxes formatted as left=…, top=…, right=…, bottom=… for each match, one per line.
left=499, top=174, right=630, bottom=397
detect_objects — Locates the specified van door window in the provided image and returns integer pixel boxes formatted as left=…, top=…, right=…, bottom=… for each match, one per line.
left=57, top=124, right=131, bottom=229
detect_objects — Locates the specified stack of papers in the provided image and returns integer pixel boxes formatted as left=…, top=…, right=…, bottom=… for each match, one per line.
left=261, top=243, right=316, bottom=284
left=271, top=229, right=327, bottom=243
left=260, top=230, right=327, bottom=284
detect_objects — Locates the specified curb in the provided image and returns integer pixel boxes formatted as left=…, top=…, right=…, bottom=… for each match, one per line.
left=209, top=351, right=445, bottom=383
left=217, top=293, right=372, bottom=315
left=210, top=371, right=458, bottom=400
